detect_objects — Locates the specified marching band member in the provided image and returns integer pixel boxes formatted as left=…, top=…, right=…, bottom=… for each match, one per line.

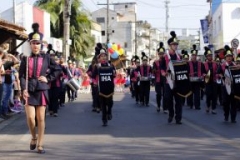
left=204, top=47, right=218, bottom=114
left=87, top=58, right=100, bottom=112
left=181, top=50, right=189, bottom=106
left=217, top=45, right=237, bottom=123
left=131, top=56, right=141, bottom=104
left=19, top=33, right=61, bottom=153
left=187, top=45, right=205, bottom=110
left=128, top=57, right=137, bottom=98
left=152, top=42, right=166, bottom=112
left=161, top=31, right=186, bottom=124
left=137, top=52, right=152, bottom=106
left=92, top=49, right=116, bottom=126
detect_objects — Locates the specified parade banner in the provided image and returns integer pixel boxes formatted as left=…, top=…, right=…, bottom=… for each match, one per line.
left=200, top=19, right=209, bottom=44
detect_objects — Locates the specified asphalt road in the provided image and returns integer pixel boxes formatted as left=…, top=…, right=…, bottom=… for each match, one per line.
left=0, top=88, right=240, bottom=160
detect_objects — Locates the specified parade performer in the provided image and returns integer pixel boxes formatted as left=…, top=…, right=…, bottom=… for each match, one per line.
left=127, top=57, right=137, bottom=98
left=217, top=45, right=238, bottom=123
left=130, top=56, right=141, bottom=104
left=137, top=52, right=152, bottom=106
left=87, top=58, right=100, bottom=112
left=92, top=49, right=116, bottom=126
left=153, top=42, right=166, bottom=112
left=19, top=33, right=61, bottom=153
left=161, top=31, right=191, bottom=124
left=187, top=45, right=205, bottom=110
left=204, top=47, right=218, bottom=114
left=215, top=56, right=223, bottom=106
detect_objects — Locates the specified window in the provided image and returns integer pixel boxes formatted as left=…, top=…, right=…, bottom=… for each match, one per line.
left=96, top=17, right=105, bottom=23
left=125, top=5, right=128, bottom=8
left=124, top=42, right=128, bottom=48
left=112, top=30, right=115, bottom=33
left=101, top=31, right=105, bottom=36
left=218, top=15, right=221, bottom=31
left=112, top=17, right=114, bottom=20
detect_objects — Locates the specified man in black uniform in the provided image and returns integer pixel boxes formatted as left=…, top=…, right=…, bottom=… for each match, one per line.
left=92, top=49, right=116, bottom=126
left=161, top=31, right=191, bottom=124
left=137, top=52, right=152, bottom=106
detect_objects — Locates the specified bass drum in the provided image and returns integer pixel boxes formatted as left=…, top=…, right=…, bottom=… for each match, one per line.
left=166, top=61, right=175, bottom=89
left=224, top=69, right=232, bottom=95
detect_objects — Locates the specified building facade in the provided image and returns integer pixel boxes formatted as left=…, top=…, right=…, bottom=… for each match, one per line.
left=207, top=0, right=240, bottom=50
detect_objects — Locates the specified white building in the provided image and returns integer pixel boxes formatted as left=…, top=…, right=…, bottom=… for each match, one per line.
left=0, top=1, right=52, bottom=54
left=207, top=0, right=240, bottom=50
left=91, top=3, right=137, bottom=60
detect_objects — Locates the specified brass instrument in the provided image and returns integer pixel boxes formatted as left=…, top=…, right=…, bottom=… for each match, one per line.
left=204, top=70, right=211, bottom=83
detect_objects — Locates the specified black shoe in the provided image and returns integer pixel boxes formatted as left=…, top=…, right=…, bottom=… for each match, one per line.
left=211, top=110, right=217, bottom=114
left=195, top=107, right=201, bottom=110
left=37, top=146, right=45, bottom=154
left=156, top=107, right=160, bottom=113
left=30, top=138, right=37, bottom=150
left=96, top=108, right=100, bottom=113
left=146, top=104, right=149, bottom=107
left=53, top=113, right=58, bottom=117
left=231, top=120, right=237, bottom=123
left=108, top=114, right=112, bottom=120
left=102, top=120, right=108, bottom=126
left=206, top=107, right=210, bottom=113
left=92, top=108, right=96, bottom=112
left=176, top=121, right=182, bottom=125
left=168, top=117, right=173, bottom=123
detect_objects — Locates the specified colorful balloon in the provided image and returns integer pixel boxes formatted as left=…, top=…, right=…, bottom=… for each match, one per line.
left=111, top=51, right=119, bottom=59
left=108, top=48, right=114, bottom=54
left=117, top=44, right=121, bottom=50
left=112, top=44, right=118, bottom=51
left=118, top=48, right=124, bottom=55
left=107, top=43, right=112, bottom=48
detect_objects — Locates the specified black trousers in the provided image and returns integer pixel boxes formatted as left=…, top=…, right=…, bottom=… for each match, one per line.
left=140, top=81, right=150, bottom=105
left=92, top=85, right=100, bottom=109
left=66, top=86, right=74, bottom=100
left=205, top=82, right=217, bottom=110
left=187, top=82, right=201, bottom=109
left=155, top=82, right=166, bottom=109
left=130, top=80, right=135, bottom=98
left=222, top=87, right=237, bottom=121
left=133, top=82, right=140, bottom=103
left=100, top=95, right=113, bottom=122
left=59, top=85, right=66, bottom=105
left=49, top=87, right=60, bottom=113
left=164, top=84, right=182, bottom=122
left=216, top=83, right=222, bottom=105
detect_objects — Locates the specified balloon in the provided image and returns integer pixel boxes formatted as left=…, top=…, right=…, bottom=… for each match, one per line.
left=111, top=51, right=119, bottom=59
left=117, top=44, right=121, bottom=50
left=107, top=43, right=112, bottom=48
left=108, top=48, right=114, bottom=54
left=112, top=44, right=118, bottom=51
left=118, top=48, right=124, bottom=55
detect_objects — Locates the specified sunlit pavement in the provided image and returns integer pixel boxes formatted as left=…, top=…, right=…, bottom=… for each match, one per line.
left=0, top=88, right=240, bottom=160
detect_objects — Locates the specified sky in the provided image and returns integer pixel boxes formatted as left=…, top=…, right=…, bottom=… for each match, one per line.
left=0, top=0, right=210, bottom=36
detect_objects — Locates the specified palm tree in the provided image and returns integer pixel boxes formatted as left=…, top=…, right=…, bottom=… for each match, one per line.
left=34, top=0, right=95, bottom=59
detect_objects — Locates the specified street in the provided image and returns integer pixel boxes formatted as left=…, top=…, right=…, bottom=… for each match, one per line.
left=1, top=88, right=240, bottom=160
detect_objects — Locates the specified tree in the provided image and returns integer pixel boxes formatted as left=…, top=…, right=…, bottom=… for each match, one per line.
left=34, top=0, right=95, bottom=59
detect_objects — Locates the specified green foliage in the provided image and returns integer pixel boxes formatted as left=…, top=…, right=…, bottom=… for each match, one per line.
left=34, top=0, right=95, bottom=59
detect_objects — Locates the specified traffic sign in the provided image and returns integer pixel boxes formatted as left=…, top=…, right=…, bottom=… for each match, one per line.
left=231, top=38, right=239, bottom=49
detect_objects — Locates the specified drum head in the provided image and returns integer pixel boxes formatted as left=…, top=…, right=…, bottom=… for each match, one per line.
left=167, top=61, right=175, bottom=89
left=224, top=69, right=231, bottom=95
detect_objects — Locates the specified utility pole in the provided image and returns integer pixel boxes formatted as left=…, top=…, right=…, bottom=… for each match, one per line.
left=13, top=0, right=16, bottom=24
left=63, top=0, right=72, bottom=61
left=135, top=13, right=137, bottom=56
left=165, top=0, right=170, bottom=39
left=106, top=0, right=110, bottom=60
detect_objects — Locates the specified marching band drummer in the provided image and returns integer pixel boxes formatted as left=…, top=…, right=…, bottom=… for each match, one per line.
left=92, top=49, right=116, bottom=126
left=161, top=31, right=184, bottom=124
left=19, top=33, right=61, bottom=153
left=181, top=50, right=189, bottom=106
left=152, top=42, right=166, bottom=112
left=137, top=52, right=152, bottom=107
left=217, top=45, right=237, bottom=123
left=187, top=45, right=205, bottom=110
left=203, top=47, right=218, bottom=114
left=130, top=56, right=141, bottom=104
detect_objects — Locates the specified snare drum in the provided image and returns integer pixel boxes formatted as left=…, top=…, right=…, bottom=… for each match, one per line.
left=66, top=78, right=80, bottom=92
